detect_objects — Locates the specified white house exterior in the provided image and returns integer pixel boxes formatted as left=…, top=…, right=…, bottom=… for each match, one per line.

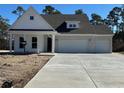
left=8, top=6, right=113, bottom=53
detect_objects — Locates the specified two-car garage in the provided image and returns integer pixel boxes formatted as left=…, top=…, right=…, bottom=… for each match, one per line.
left=55, top=35, right=112, bottom=53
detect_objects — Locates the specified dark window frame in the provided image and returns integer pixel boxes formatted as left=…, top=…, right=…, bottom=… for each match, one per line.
left=69, top=24, right=73, bottom=27
left=19, top=37, right=24, bottom=48
left=69, top=23, right=77, bottom=28
left=30, top=16, right=34, bottom=20
left=73, top=24, right=76, bottom=27
left=32, top=37, right=37, bottom=49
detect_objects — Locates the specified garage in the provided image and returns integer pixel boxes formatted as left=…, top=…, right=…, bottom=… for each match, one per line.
left=95, top=39, right=111, bottom=53
left=55, top=38, right=89, bottom=53
left=55, top=36, right=112, bottom=53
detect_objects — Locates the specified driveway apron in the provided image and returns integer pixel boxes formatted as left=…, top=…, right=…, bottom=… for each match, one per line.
left=25, top=54, right=96, bottom=88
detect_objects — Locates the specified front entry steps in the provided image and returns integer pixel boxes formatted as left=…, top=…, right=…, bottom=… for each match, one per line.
left=38, top=53, right=56, bottom=56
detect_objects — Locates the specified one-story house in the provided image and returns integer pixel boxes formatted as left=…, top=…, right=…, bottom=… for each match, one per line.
left=8, top=6, right=113, bottom=53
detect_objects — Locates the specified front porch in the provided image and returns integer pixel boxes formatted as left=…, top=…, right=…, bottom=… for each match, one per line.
left=9, top=31, right=56, bottom=54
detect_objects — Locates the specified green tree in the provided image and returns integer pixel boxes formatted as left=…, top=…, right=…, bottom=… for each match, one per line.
left=75, top=9, right=84, bottom=15
left=111, top=6, right=124, bottom=51
left=120, top=5, right=124, bottom=32
left=90, top=13, right=104, bottom=25
left=0, top=15, right=9, bottom=33
left=0, top=15, right=10, bottom=50
left=12, top=6, right=25, bottom=17
left=53, top=10, right=61, bottom=14
left=107, top=7, right=121, bottom=32
left=42, top=5, right=61, bottom=14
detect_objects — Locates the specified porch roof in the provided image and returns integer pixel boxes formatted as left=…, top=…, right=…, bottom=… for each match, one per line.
left=9, top=29, right=53, bottom=31
left=9, top=30, right=57, bottom=35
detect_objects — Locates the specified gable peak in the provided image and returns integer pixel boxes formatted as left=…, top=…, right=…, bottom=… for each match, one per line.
left=27, top=6, right=38, bottom=13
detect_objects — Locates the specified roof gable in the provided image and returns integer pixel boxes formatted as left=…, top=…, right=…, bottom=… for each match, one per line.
left=42, top=14, right=113, bottom=34
left=9, top=6, right=54, bottom=31
left=42, top=14, right=95, bottom=34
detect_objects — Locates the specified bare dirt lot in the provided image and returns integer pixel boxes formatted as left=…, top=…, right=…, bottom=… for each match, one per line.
left=0, top=54, right=52, bottom=88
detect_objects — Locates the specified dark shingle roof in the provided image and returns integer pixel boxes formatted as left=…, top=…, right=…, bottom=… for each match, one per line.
left=41, top=14, right=113, bottom=34
left=94, top=25, right=113, bottom=34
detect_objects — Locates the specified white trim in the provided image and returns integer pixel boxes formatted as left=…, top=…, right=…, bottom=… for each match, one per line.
left=37, top=35, right=40, bottom=53
left=52, top=35, right=55, bottom=53
left=9, top=34, right=12, bottom=53
left=110, top=37, right=113, bottom=53
left=65, top=21, right=80, bottom=23
left=55, top=33, right=114, bottom=37
left=9, top=31, right=113, bottom=37
left=9, top=31, right=57, bottom=35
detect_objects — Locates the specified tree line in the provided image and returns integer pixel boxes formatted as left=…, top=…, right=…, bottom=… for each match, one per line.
left=0, top=5, right=124, bottom=51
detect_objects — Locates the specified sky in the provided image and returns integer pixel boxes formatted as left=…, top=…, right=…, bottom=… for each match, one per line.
left=0, top=4, right=122, bottom=24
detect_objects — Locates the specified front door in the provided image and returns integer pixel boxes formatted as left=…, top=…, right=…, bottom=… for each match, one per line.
left=47, top=37, right=52, bottom=52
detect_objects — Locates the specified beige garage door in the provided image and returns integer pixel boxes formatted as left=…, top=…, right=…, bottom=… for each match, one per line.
left=56, top=39, right=88, bottom=53
left=95, top=39, right=111, bottom=53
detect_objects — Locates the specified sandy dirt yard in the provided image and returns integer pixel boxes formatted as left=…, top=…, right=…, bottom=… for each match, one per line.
left=0, top=54, right=52, bottom=88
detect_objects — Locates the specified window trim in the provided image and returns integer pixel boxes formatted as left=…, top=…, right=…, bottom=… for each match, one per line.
left=68, top=23, right=77, bottom=28
left=32, top=37, right=37, bottom=49
left=66, top=21, right=80, bottom=29
left=19, top=37, right=24, bottom=48
left=30, top=16, right=34, bottom=20
left=73, top=24, right=76, bottom=28
left=69, top=24, right=73, bottom=28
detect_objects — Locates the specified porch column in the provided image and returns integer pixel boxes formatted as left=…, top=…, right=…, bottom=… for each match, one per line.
left=9, top=34, right=12, bottom=53
left=37, top=35, right=40, bottom=54
left=52, top=34, right=55, bottom=53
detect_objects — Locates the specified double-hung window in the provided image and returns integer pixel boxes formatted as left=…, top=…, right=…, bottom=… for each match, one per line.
left=32, top=37, right=37, bottom=49
left=19, top=37, right=24, bottom=48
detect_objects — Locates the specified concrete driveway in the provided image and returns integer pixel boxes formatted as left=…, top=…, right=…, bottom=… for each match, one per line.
left=25, top=53, right=124, bottom=88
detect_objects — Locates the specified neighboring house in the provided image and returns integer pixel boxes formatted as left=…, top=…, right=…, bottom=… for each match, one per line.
left=8, top=6, right=113, bottom=53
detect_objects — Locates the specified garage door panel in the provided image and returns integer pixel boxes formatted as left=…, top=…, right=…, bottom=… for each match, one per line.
left=56, top=39, right=88, bottom=53
left=95, top=40, right=110, bottom=53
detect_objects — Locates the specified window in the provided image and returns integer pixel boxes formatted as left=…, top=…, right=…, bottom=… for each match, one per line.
left=66, top=21, right=80, bottom=29
left=69, top=24, right=77, bottom=28
left=73, top=24, right=76, bottom=27
left=30, top=16, right=34, bottom=20
left=32, top=37, right=37, bottom=49
left=19, top=37, right=24, bottom=48
left=69, top=24, right=73, bottom=27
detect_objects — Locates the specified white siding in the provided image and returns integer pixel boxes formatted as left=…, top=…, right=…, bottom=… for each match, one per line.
left=14, top=34, right=44, bottom=53
left=14, top=34, right=24, bottom=52
left=38, top=35, right=44, bottom=52
left=44, top=35, right=48, bottom=52
left=10, top=7, right=53, bottom=30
